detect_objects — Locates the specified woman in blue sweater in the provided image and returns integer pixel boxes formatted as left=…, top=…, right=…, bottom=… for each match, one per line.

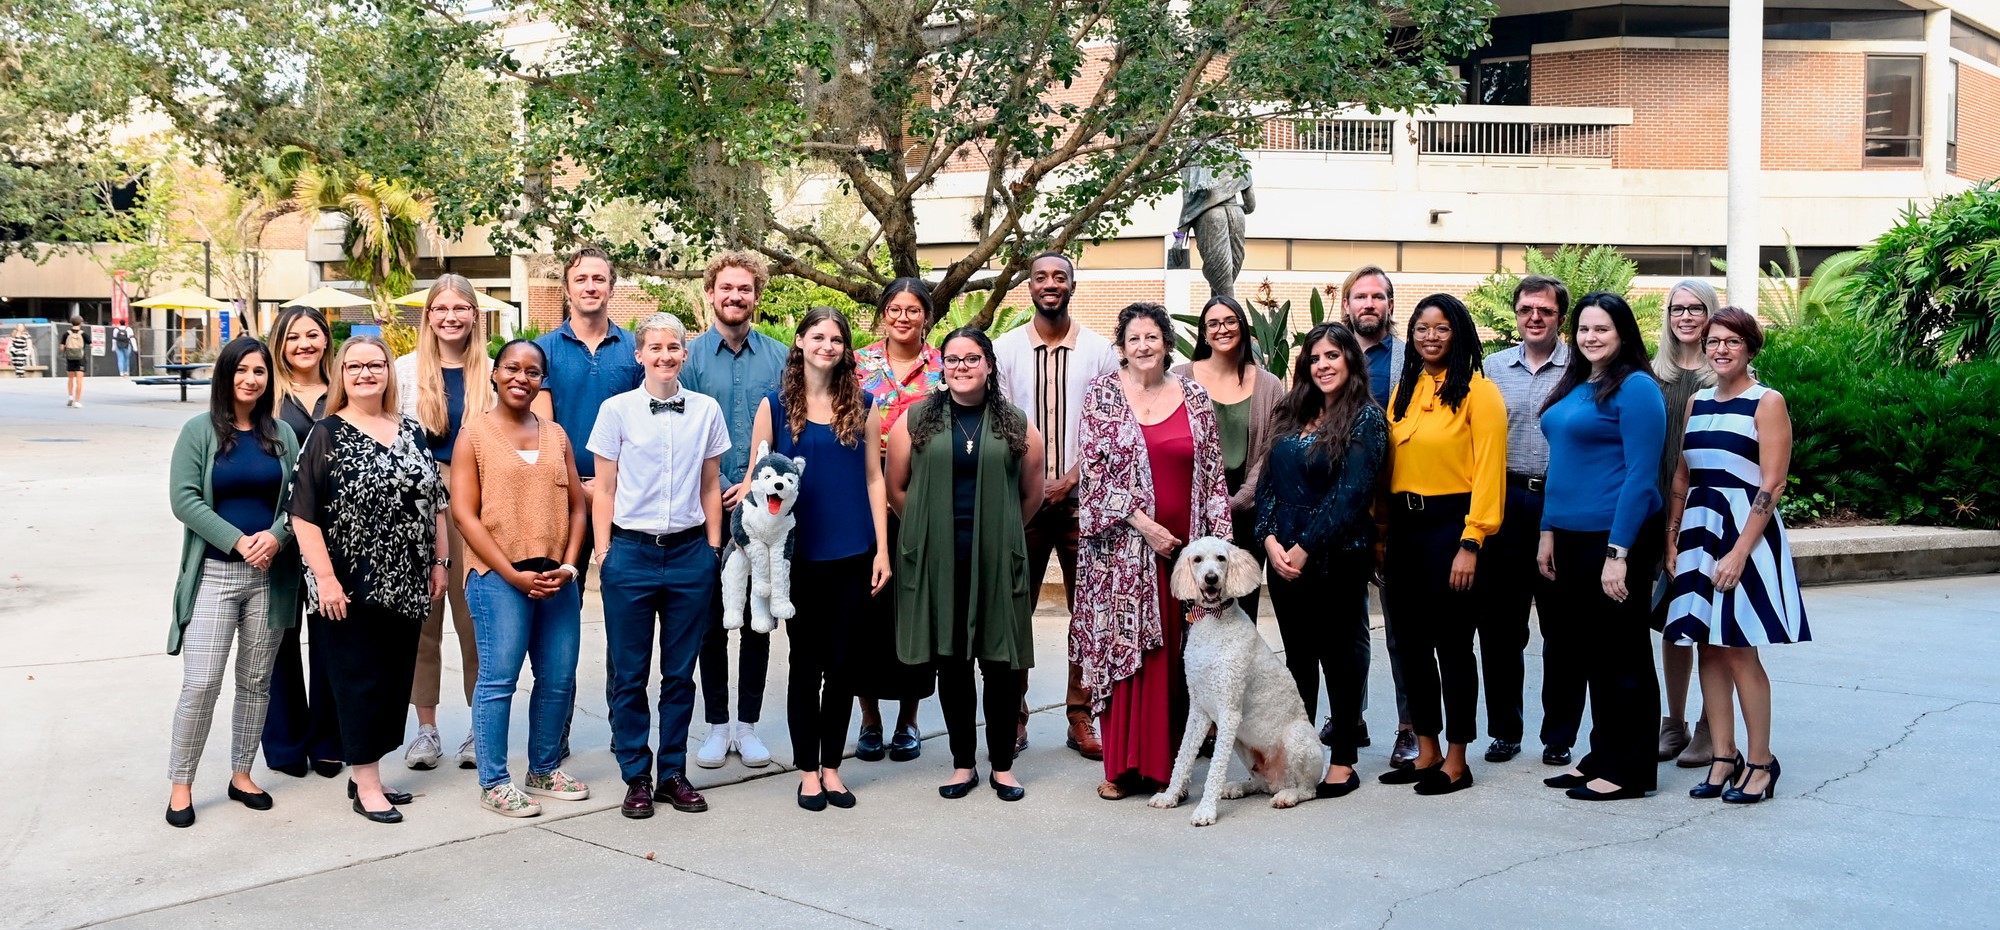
left=1535, top=292, right=1668, bottom=801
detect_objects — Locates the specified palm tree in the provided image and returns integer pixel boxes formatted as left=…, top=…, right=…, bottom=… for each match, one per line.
left=291, top=164, right=434, bottom=321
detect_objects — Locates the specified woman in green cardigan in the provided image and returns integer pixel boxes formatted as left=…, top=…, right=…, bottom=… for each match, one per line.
left=886, top=327, right=1045, bottom=802
left=165, top=336, right=303, bottom=827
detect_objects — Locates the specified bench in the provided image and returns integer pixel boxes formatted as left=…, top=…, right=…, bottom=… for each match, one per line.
left=136, top=375, right=213, bottom=402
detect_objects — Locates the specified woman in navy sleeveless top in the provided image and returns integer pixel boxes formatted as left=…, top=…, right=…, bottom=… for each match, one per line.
left=746, top=306, right=890, bottom=810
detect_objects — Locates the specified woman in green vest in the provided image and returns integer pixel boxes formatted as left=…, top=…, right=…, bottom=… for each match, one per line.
left=887, top=327, right=1046, bottom=802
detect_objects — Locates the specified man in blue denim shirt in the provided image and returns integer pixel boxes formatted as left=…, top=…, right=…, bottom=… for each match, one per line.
left=679, top=250, right=787, bottom=771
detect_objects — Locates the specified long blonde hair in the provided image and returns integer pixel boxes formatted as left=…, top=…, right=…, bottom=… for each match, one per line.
left=268, top=305, right=334, bottom=408
left=416, top=274, right=493, bottom=434
left=1653, top=279, right=1718, bottom=385
left=326, top=335, right=400, bottom=417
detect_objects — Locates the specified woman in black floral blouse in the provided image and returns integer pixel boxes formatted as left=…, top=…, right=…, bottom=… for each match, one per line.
left=290, top=335, right=450, bottom=824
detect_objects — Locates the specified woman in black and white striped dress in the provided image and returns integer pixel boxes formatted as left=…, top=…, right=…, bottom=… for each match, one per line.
left=1662, top=307, right=1809, bottom=806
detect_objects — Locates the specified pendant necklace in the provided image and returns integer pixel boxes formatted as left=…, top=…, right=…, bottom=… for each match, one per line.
left=953, top=407, right=979, bottom=454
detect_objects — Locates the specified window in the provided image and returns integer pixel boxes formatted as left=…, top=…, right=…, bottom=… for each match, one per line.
left=1952, top=20, right=2000, bottom=68
left=1864, top=56, right=1923, bottom=161
left=1473, top=59, right=1531, bottom=106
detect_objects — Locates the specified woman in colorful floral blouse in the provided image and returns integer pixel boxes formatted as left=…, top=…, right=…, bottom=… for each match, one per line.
left=1074, top=302, right=1230, bottom=800
left=850, top=278, right=945, bottom=763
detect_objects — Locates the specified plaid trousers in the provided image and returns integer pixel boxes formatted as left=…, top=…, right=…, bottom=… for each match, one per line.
left=169, top=559, right=283, bottom=783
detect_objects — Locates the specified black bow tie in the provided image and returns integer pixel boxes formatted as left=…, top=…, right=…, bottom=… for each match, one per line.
left=649, top=396, right=686, bottom=415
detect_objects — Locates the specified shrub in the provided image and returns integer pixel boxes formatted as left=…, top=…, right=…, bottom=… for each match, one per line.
left=928, top=292, right=1029, bottom=346
left=1756, top=318, right=2000, bottom=528
left=1848, top=179, right=2000, bottom=367
left=1467, top=245, right=1663, bottom=348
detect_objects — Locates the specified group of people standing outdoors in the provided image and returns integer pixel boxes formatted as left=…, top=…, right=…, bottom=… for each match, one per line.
left=159, top=247, right=1810, bottom=828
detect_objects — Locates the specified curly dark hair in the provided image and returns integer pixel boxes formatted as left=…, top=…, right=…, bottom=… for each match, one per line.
left=907, top=326, right=1028, bottom=458
left=1391, top=293, right=1484, bottom=420
left=779, top=306, right=866, bottom=448
left=1268, top=322, right=1370, bottom=464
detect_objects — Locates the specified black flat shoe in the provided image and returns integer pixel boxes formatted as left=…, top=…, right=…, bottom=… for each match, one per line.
left=1484, top=739, right=1521, bottom=763
left=826, top=788, right=857, bottom=809
left=270, top=761, right=310, bottom=779
left=227, top=783, right=274, bottom=811
left=1413, top=769, right=1474, bottom=796
left=797, top=784, right=828, bottom=812
left=352, top=798, right=403, bottom=823
left=854, top=725, right=886, bottom=762
left=311, top=759, right=344, bottom=779
left=165, top=803, right=195, bottom=828
left=888, top=725, right=923, bottom=762
left=1567, top=783, right=1650, bottom=801
left=348, top=780, right=414, bottom=805
left=939, top=770, right=979, bottom=800
left=1543, top=771, right=1591, bottom=789
left=1314, top=773, right=1361, bottom=799
left=1690, top=753, right=1745, bottom=800
left=1542, top=744, right=1572, bottom=766
left=1378, top=762, right=1440, bottom=785
left=988, top=774, right=1025, bottom=802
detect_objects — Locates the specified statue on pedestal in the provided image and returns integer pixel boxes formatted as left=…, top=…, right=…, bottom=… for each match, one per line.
left=1177, top=157, right=1256, bottom=299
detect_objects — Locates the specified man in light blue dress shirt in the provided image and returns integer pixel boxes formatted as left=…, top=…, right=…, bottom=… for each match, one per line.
left=679, top=251, right=788, bottom=770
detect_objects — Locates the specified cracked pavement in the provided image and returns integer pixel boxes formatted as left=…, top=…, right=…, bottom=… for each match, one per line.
left=4, top=378, right=1996, bottom=929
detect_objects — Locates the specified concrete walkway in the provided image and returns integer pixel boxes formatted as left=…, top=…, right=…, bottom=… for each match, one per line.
left=2, top=377, right=1995, bottom=929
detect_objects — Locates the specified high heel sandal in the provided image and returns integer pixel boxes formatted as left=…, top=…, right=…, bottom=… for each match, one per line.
left=1689, top=752, right=1744, bottom=800
left=1722, top=756, right=1780, bottom=804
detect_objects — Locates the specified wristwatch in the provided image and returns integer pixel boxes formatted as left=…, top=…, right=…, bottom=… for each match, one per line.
left=1604, top=545, right=1628, bottom=561
left=1458, top=539, right=1481, bottom=554
left=712, top=545, right=725, bottom=562
left=432, top=557, right=452, bottom=568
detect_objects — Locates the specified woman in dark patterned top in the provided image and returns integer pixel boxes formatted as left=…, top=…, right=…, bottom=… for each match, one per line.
left=290, top=335, right=450, bottom=824
left=1254, top=322, right=1388, bottom=800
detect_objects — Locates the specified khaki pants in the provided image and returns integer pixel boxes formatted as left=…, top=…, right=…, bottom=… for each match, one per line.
left=411, top=514, right=476, bottom=707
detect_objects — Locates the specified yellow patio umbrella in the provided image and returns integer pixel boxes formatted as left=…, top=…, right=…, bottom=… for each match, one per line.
left=282, top=286, right=375, bottom=311
left=389, top=287, right=515, bottom=312
left=134, top=288, right=231, bottom=363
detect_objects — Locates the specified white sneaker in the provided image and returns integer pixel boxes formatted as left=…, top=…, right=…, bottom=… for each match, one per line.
left=734, top=722, right=772, bottom=768
left=695, top=723, right=733, bottom=769
left=456, top=731, right=477, bottom=769
left=481, top=783, right=542, bottom=818
left=405, top=724, right=443, bottom=770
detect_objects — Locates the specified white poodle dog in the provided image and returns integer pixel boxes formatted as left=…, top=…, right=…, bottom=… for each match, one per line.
left=1150, top=536, right=1322, bottom=826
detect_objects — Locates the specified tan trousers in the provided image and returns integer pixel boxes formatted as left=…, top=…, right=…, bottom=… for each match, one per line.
left=411, top=514, right=476, bottom=707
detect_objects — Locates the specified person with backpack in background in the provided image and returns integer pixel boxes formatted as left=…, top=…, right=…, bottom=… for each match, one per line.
left=114, top=324, right=137, bottom=377
left=63, top=316, right=91, bottom=407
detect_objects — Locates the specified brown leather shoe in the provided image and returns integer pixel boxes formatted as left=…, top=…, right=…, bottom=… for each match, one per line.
left=654, top=774, right=709, bottom=813
left=621, top=778, right=655, bottom=819
left=1065, top=711, right=1103, bottom=761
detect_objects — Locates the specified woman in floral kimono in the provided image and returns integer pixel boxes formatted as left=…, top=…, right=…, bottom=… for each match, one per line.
left=1074, top=302, right=1231, bottom=800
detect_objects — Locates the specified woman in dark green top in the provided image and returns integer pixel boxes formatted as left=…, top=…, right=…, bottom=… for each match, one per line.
left=165, top=337, right=302, bottom=827
left=887, top=327, right=1046, bottom=801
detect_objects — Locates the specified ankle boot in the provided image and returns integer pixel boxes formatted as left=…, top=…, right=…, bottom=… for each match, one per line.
left=1657, top=717, right=1690, bottom=761
left=1675, top=717, right=1713, bottom=768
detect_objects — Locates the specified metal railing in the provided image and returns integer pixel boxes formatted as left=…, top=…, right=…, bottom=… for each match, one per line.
left=1259, top=118, right=1395, bottom=155
left=1417, top=120, right=1617, bottom=159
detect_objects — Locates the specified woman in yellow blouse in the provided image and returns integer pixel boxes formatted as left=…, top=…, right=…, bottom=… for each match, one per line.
left=1379, top=294, right=1506, bottom=796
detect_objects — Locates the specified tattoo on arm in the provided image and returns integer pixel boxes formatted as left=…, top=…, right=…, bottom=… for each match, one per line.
left=1751, top=491, right=1773, bottom=516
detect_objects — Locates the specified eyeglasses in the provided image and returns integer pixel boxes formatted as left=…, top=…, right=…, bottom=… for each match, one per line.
left=1203, top=317, right=1240, bottom=333
left=941, top=354, right=986, bottom=368
left=497, top=363, right=546, bottom=381
left=883, top=306, right=926, bottom=320
left=428, top=305, right=476, bottom=317
left=1412, top=325, right=1453, bottom=338
left=1668, top=304, right=1710, bottom=318
left=1515, top=306, right=1559, bottom=318
left=1703, top=337, right=1746, bottom=351
left=342, top=361, right=389, bottom=376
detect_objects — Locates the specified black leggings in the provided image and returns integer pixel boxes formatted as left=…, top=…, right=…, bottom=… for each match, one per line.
left=785, top=553, right=870, bottom=772
left=1268, top=549, right=1371, bottom=765
left=938, top=557, right=1022, bottom=772
left=1386, top=495, right=1483, bottom=746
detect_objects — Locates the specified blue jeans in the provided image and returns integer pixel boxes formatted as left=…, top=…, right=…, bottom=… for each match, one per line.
left=600, top=533, right=716, bottom=783
left=466, top=569, right=582, bottom=790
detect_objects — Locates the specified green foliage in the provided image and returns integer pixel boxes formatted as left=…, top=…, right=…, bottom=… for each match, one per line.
left=1235, top=286, right=1329, bottom=381
left=1848, top=180, right=2000, bottom=367
left=1467, top=245, right=1663, bottom=348
left=487, top=324, right=545, bottom=359
left=928, top=293, right=1030, bottom=347
left=1710, top=238, right=1866, bottom=329
left=1756, top=318, right=1999, bottom=528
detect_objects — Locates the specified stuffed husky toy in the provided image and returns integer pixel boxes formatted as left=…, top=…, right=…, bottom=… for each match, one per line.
left=721, top=441, right=805, bottom=633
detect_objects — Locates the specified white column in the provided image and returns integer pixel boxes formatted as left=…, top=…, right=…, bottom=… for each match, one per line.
left=1923, top=9, right=1953, bottom=193
left=1726, top=0, right=1762, bottom=313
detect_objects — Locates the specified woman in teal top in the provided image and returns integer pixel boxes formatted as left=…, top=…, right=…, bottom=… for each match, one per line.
left=164, top=337, right=302, bottom=827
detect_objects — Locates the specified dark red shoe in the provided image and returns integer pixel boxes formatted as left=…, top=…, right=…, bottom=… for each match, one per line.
left=654, top=774, right=709, bottom=813
left=621, top=778, right=655, bottom=819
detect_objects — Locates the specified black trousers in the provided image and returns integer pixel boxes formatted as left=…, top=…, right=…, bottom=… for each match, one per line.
left=262, top=608, right=344, bottom=766
left=785, top=553, right=869, bottom=771
left=320, top=602, right=421, bottom=766
left=1550, top=520, right=1663, bottom=791
left=1268, top=549, right=1370, bottom=765
left=853, top=515, right=935, bottom=702
left=939, top=558, right=1022, bottom=772
left=1475, top=485, right=1549, bottom=745
left=700, top=535, right=770, bottom=725
left=1385, top=495, right=1482, bottom=746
